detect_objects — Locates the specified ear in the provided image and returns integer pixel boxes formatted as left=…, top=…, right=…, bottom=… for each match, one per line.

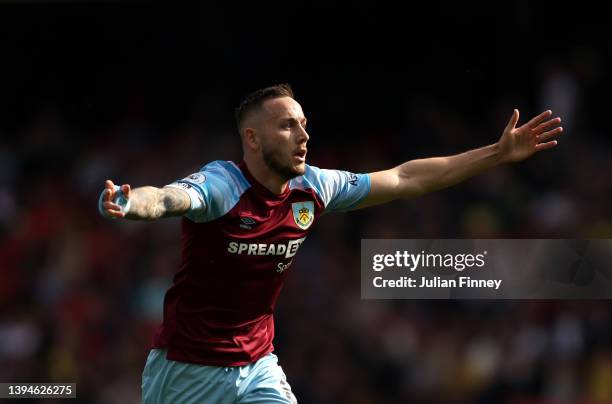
left=243, top=127, right=260, bottom=151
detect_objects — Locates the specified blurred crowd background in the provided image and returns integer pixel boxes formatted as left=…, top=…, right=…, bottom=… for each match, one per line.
left=1, top=2, right=611, bottom=403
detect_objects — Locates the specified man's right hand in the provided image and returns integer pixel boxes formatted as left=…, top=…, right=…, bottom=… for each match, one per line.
left=100, top=179, right=131, bottom=218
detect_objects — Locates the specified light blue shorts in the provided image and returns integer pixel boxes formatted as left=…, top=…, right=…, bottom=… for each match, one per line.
left=141, top=349, right=297, bottom=404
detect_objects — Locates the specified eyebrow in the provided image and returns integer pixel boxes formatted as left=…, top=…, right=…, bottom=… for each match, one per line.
left=281, top=117, right=307, bottom=125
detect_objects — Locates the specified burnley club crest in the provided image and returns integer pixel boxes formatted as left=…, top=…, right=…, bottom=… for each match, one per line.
left=292, top=201, right=314, bottom=230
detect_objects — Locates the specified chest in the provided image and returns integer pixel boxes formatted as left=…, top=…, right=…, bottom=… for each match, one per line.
left=219, top=189, right=323, bottom=241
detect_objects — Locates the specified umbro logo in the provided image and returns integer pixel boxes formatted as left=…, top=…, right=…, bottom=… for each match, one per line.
left=240, top=216, right=256, bottom=230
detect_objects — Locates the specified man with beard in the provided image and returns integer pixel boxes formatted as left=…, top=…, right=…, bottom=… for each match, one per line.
left=98, top=84, right=562, bottom=403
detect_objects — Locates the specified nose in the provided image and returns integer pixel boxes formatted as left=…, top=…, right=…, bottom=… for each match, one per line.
left=297, top=125, right=309, bottom=144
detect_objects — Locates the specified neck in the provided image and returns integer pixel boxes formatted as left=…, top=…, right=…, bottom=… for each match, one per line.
left=243, top=154, right=289, bottom=195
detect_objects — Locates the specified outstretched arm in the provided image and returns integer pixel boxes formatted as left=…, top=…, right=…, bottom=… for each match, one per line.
left=358, top=109, right=563, bottom=209
left=100, top=179, right=191, bottom=220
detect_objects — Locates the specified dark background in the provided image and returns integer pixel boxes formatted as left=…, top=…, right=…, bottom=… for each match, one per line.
left=1, top=2, right=611, bottom=403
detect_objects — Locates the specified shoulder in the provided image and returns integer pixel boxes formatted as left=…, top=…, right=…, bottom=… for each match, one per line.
left=195, top=160, right=250, bottom=191
left=290, top=164, right=325, bottom=191
left=291, top=164, right=362, bottom=190
left=176, top=161, right=252, bottom=222
left=289, top=164, right=341, bottom=205
left=290, top=164, right=371, bottom=212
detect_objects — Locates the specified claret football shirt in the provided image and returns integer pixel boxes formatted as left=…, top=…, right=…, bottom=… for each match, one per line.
left=152, top=160, right=370, bottom=366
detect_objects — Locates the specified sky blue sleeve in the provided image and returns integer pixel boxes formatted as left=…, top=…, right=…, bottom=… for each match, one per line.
left=165, top=161, right=249, bottom=223
left=302, top=165, right=371, bottom=213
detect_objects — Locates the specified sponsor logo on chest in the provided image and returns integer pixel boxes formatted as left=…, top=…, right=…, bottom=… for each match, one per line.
left=227, top=237, right=306, bottom=259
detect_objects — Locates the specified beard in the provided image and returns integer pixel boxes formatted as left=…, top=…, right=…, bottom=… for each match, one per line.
left=262, top=143, right=304, bottom=181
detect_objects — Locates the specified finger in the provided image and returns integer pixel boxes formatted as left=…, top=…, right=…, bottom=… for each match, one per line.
left=105, top=209, right=126, bottom=218
left=536, top=127, right=563, bottom=142
left=533, top=117, right=562, bottom=134
left=103, top=188, right=113, bottom=203
left=121, top=184, right=131, bottom=199
left=104, top=180, right=115, bottom=202
left=505, top=109, right=520, bottom=131
left=103, top=201, right=122, bottom=211
left=527, top=110, right=552, bottom=128
left=534, top=140, right=558, bottom=152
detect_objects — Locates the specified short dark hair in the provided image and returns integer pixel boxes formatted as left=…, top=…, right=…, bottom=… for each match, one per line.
left=235, top=83, right=294, bottom=132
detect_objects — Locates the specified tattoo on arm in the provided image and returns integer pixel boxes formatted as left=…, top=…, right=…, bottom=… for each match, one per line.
left=125, top=186, right=191, bottom=220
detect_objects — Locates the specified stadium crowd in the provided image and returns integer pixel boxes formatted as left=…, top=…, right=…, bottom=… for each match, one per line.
left=1, top=3, right=611, bottom=403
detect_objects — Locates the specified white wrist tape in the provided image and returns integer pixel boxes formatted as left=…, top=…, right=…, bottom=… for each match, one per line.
left=98, top=185, right=131, bottom=219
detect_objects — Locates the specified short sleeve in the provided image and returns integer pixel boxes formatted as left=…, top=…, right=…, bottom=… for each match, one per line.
left=165, top=161, right=250, bottom=223
left=299, top=165, right=371, bottom=213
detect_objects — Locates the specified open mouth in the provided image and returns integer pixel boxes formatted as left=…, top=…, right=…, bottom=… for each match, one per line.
left=293, top=149, right=307, bottom=161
